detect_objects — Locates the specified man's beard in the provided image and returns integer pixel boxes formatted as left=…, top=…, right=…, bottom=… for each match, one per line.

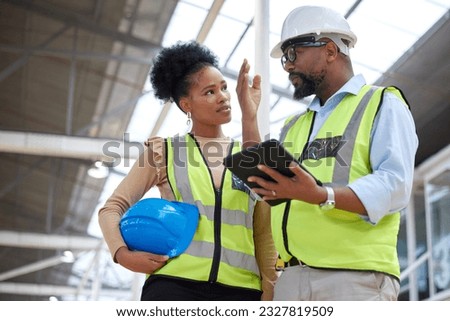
left=290, top=72, right=324, bottom=101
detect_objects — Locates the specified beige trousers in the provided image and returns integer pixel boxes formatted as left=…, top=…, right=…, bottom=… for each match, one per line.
left=273, top=265, right=400, bottom=301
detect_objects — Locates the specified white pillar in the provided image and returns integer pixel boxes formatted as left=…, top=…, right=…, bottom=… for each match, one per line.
left=254, top=0, right=271, bottom=140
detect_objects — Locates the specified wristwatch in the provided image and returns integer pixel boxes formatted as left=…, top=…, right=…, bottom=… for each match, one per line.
left=319, top=186, right=335, bottom=210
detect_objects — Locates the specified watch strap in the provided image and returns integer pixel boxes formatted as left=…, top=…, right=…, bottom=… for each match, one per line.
left=320, top=186, right=335, bottom=209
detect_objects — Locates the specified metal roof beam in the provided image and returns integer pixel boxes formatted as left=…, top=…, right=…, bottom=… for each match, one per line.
left=0, top=282, right=130, bottom=298
left=0, top=44, right=152, bottom=64
left=0, top=25, right=70, bottom=82
left=0, top=230, right=103, bottom=250
left=0, top=130, right=140, bottom=161
left=196, top=0, right=224, bottom=43
left=4, top=0, right=160, bottom=50
left=0, top=255, right=71, bottom=282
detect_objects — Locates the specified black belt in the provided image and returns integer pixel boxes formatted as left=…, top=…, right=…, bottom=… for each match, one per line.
left=287, top=257, right=307, bottom=267
left=287, top=257, right=301, bottom=267
left=276, top=257, right=306, bottom=271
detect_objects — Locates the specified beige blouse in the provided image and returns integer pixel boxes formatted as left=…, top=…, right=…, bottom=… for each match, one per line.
left=98, top=135, right=278, bottom=300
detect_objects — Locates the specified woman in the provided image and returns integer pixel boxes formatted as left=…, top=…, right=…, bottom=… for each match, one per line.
left=98, top=40, right=277, bottom=300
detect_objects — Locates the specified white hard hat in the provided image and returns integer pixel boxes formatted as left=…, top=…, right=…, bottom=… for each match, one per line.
left=271, top=6, right=357, bottom=58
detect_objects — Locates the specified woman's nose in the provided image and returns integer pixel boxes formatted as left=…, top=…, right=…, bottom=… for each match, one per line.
left=218, top=90, right=229, bottom=102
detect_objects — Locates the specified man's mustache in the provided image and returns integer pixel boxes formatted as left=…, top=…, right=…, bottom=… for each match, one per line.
left=289, top=72, right=304, bottom=82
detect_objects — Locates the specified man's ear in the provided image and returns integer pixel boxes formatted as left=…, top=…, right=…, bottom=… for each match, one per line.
left=325, top=41, right=339, bottom=60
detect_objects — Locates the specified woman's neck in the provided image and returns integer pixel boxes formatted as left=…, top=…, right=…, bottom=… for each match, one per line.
left=190, top=125, right=226, bottom=139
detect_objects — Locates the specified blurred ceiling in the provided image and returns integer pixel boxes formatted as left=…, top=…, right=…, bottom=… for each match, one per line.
left=0, top=0, right=449, bottom=300
left=0, top=0, right=178, bottom=300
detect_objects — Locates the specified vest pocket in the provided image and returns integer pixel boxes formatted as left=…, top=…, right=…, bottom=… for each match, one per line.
left=323, top=208, right=362, bottom=222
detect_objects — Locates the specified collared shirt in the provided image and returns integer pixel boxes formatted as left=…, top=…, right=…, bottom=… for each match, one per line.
left=307, top=74, right=418, bottom=224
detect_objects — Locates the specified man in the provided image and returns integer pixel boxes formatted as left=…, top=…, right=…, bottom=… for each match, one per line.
left=237, top=5, right=418, bottom=300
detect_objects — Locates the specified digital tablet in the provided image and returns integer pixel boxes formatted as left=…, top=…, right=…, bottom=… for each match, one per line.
left=223, top=139, right=322, bottom=206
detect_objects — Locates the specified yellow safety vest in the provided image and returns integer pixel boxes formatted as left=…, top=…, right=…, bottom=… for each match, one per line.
left=273, top=85, right=408, bottom=278
left=154, top=133, right=262, bottom=290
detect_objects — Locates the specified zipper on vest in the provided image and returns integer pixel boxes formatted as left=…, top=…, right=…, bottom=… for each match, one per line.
left=207, top=142, right=233, bottom=283
left=208, top=187, right=223, bottom=283
left=188, top=135, right=233, bottom=283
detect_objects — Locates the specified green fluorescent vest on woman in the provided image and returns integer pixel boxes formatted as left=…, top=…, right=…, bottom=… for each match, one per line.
left=154, top=133, right=262, bottom=290
left=273, top=85, right=408, bottom=278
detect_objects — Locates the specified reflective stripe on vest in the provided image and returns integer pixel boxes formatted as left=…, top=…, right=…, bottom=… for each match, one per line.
left=273, top=85, right=405, bottom=278
left=172, top=135, right=255, bottom=230
left=155, top=134, right=261, bottom=290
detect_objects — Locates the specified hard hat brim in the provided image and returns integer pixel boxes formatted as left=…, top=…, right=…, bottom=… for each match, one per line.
left=271, top=30, right=356, bottom=59
left=270, top=41, right=284, bottom=58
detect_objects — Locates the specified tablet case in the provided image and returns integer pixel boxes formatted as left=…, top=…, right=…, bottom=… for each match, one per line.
left=223, top=139, right=322, bottom=206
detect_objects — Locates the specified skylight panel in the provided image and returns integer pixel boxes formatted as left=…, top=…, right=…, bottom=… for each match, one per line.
left=162, top=1, right=208, bottom=45
left=203, top=14, right=251, bottom=67
left=220, top=0, right=254, bottom=23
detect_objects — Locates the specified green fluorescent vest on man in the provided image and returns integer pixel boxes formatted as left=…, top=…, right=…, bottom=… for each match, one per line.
left=273, top=85, right=407, bottom=278
left=154, top=134, right=261, bottom=290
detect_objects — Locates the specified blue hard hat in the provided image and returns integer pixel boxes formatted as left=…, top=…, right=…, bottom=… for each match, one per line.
left=119, top=198, right=199, bottom=258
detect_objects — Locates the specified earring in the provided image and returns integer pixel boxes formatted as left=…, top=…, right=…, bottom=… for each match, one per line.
left=186, top=112, right=192, bottom=127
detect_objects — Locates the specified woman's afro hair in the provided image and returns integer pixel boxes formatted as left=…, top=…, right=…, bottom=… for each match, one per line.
left=149, top=40, right=220, bottom=104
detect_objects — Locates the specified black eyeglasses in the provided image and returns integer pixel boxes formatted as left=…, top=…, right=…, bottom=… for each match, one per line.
left=280, top=36, right=328, bottom=68
left=281, top=42, right=327, bottom=67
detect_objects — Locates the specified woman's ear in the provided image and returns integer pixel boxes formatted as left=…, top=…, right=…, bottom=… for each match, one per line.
left=178, top=97, right=191, bottom=115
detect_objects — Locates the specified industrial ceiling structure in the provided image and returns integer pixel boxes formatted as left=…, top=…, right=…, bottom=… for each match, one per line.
left=0, top=0, right=449, bottom=301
